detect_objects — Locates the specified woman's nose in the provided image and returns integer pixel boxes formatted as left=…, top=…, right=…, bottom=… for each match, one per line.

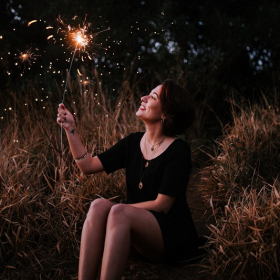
left=141, top=95, right=149, bottom=102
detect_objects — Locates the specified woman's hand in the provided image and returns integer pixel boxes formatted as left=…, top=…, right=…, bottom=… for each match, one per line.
left=57, top=103, right=76, bottom=133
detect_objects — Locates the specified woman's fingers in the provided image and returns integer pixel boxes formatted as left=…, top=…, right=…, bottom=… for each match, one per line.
left=58, top=103, right=67, bottom=115
left=57, top=113, right=66, bottom=122
left=56, top=103, right=76, bottom=131
left=57, top=104, right=67, bottom=125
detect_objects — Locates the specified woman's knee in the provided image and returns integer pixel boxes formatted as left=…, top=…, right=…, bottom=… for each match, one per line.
left=86, top=198, right=113, bottom=221
left=107, top=204, right=130, bottom=226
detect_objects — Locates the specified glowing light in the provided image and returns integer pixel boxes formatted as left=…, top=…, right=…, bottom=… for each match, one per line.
left=47, top=35, right=54, bottom=40
left=72, top=30, right=88, bottom=47
left=28, top=20, right=37, bottom=26
left=17, top=46, right=39, bottom=67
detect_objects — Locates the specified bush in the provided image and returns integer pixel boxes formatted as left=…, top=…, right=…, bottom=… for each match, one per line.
left=200, top=94, right=280, bottom=279
left=201, top=94, right=280, bottom=202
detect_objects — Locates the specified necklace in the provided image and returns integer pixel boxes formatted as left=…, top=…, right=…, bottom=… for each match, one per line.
left=146, top=135, right=166, bottom=151
left=138, top=134, right=163, bottom=189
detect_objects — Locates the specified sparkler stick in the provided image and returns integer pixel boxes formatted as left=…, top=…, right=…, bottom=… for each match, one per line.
left=60, top=44, right=78, bottom=152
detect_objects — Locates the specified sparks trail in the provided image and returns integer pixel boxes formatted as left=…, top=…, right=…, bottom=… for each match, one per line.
left=27, top=20, right=37, bottom=26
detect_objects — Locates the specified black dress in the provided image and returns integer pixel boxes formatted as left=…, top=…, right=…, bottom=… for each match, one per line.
left=97, top=132, right=199, bottom=262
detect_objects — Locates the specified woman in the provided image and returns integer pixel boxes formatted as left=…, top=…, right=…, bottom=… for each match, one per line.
left=57, top=79, right=199, bottom=280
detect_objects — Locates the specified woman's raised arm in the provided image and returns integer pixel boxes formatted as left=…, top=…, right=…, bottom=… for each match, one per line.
left=57, top=103, right=104, bottom=175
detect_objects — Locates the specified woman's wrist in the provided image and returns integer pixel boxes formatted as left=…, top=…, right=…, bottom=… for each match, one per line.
left=66, top=125, right=77, bottom=135
left=74, top=151, right=88, bottom=161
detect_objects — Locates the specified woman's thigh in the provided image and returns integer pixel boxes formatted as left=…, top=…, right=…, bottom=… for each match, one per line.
left=107, top=204, right=165, bottom=262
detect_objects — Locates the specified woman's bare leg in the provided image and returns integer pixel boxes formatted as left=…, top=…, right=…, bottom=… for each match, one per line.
left=100, top=204, right=165, bottom=280
left=78, top=198, right=114, bottom=280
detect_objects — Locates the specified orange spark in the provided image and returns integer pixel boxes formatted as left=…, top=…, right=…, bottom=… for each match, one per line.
left=28, top=20, right=37, bottom=26
left=17, top=46, right=39, bottom=68
left=72, top=30, right=89, bottom=48
left=20, top=53, right=29, bottom=62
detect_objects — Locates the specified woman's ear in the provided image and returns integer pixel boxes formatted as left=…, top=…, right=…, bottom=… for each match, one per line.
left=161, top=113, right=167, bottom=120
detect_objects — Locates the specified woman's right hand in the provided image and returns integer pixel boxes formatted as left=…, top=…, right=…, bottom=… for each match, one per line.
left=57, top=103, right=76, bottom=132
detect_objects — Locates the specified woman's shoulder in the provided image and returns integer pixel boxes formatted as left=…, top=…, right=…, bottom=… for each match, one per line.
left=168, top=137, right=191, bottom=156
left=125, top=131, right=144, bottom=142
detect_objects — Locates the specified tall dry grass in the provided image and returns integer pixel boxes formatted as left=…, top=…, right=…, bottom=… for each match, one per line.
left=0, top=71, right=143, bottom=279
left=201, top=94, right=280, bottom=202
left=204, top=181, right=280, bottom=280
left=200, top=93, right=280, bottom=279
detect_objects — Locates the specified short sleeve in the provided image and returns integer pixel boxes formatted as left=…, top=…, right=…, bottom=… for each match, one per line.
left=159, top=142, right=192, bottom=197
left=97, top=135, right=129, bottom=175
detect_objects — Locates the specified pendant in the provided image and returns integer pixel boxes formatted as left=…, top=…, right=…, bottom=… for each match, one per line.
left=145, top=161, right=149, bottom=167
left=151, top=146, right=154, bottom=151
left=139, top=182, right=143, bottom=189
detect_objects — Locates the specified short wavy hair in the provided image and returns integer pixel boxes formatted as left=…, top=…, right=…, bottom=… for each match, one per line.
left=160, top=79, right=196, bottom=136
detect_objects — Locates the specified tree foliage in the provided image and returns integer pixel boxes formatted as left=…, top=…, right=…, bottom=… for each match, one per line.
left=1, top=0, right=280, bottom=128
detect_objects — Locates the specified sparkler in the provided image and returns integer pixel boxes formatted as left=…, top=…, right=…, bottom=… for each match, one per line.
left=56, top=15, right=110, bottom=152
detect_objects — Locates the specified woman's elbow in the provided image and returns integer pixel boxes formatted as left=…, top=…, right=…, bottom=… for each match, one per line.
left=81, top=169, right=92, bottom=175
left=154, top=202, right=172, bottom=214
left=76, top=164, right=93, bottom=175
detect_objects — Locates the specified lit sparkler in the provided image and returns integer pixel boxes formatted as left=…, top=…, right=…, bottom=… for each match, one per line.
left=55, top=15, right=110, bottom=152
left=56, top=15, right=109, bottom=104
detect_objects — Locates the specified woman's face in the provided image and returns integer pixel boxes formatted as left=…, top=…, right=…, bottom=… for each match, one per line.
left=136, top=85, right=164, bottom=123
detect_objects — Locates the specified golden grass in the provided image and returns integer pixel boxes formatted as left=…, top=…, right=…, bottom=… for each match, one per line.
left=200, top=93, right=280, bottom=279
left=0, top=73, right=142, bottom=279
left=203, top=181, right=280, bottom=280
left=200, top=94, right=280, bottom=203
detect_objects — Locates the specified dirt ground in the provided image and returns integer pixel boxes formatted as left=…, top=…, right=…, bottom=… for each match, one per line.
left=119, top=169, right=213, bottom=280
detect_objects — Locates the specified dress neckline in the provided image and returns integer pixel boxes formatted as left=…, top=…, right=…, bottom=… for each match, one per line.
left=139, top=132, right=179, bottom=161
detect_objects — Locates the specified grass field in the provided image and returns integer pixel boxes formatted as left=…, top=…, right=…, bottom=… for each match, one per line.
left=0, top=75, right=279, bottom=279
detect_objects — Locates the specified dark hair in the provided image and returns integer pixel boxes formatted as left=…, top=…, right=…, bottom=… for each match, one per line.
left=160, top=79, right=195, bottom=136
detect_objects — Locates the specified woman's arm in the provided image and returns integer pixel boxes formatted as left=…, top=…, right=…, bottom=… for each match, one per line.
left=129, top=194, right=175, bottom=214
left=57, top=103, right=104, bottom=174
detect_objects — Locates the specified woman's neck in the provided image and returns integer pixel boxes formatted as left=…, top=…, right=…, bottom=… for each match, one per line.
left=145, top=125, right=165, bottom=145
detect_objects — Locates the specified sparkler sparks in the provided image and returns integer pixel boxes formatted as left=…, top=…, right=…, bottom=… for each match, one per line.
left=72, top=30, right=88, bottom=48
left=54, top=15, right=110, bottom=105
left=17, top=46, right=39, bottom=66
left=55, top=15, right=110, bottom=54
left=28, top=20, right=37, bottom=26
